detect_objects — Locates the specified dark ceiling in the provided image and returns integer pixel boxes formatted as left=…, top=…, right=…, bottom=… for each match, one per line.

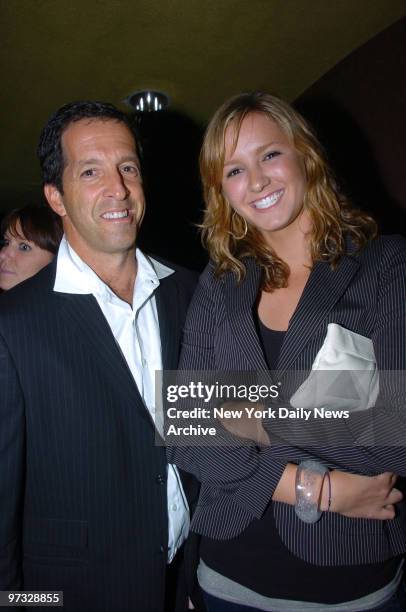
left=1, top=0, right=405, bottom=211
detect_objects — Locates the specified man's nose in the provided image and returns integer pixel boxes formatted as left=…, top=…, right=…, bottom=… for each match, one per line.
left=104, top=169, right=129, bottom=200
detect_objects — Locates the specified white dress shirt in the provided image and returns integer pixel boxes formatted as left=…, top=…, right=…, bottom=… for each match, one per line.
left=54, top=236, right=189, bottom=562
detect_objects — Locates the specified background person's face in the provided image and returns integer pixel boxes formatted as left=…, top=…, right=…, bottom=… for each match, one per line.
left=45, top=119, right=145, bottom=263
left=0, top=221, right=54, bottom=290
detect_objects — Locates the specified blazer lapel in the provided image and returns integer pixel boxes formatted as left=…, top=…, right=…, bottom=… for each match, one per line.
left=224, top=259, right=269, bottom=371
left=277, top=255, right=360, bottom=373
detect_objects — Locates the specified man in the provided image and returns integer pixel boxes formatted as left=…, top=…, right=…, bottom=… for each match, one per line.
left=0, top=101, right=197, bottom=611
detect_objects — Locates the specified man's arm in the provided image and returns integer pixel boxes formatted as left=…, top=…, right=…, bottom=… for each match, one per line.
left=0, top=333, right=25, bottom=588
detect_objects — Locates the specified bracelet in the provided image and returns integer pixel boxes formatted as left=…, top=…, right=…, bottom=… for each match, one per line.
left=324, top=469, right=332, bottom=512
left=295, top=460, right=329, bottom=523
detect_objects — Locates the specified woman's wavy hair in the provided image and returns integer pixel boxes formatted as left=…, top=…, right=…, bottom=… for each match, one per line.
left=200, top=92, right=377, bottom=290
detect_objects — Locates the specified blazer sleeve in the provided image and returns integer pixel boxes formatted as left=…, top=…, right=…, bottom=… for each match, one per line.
left=352, top=235, right=406, bottom=473
left=169, top=239, right=406, bottom=528
left=0, top=333, right=24, bottom=589
left=166, top=266, right=288, bottom=520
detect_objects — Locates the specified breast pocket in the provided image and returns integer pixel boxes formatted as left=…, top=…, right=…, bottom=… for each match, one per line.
left=291, top=323, right=379, bottom=413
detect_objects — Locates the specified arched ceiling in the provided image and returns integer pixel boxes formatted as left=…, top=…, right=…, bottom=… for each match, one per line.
left=1, top=0, right=405, bottom=210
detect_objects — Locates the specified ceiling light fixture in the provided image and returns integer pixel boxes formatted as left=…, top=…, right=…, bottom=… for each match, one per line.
left=125, top=90, right=169, bottom=113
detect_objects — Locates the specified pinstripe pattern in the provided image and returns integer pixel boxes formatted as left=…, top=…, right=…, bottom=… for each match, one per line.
left=169, top=235, right=406, bottom=565
left=0, top=258, right=196, bottom=611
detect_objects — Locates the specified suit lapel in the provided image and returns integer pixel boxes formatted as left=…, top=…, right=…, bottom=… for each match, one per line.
left=56, top=292, right=152, bottom=426
left=276, top=255, right=360, bottom=373
left=155, top=276, right=179, bottom=370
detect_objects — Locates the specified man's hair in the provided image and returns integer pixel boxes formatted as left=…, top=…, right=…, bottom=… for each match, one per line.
left=37, top=101, right=141, bottom=193
left=1, top=205, right=63, bottom=254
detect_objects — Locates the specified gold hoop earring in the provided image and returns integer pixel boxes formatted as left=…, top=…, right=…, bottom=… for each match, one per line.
left=230, top=211, right=248, bottom=240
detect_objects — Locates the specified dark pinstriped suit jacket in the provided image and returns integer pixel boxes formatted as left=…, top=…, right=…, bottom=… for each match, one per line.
left=0, top=257, right=196, bottom=611
left=168, top=235, right=406, bottom=565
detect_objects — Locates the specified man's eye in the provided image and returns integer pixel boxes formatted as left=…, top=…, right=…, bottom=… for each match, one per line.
left=121, top=165, right=138, bottom=175
left=19, top=243, right=32, bottom=252
left=81, top=169, right=96, bottom=177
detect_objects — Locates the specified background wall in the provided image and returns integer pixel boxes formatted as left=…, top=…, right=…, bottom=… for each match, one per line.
left=295, top=17, right=406, bottom=237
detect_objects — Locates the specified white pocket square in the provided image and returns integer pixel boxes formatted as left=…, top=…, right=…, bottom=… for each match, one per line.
left=290, top=323, right=379, bottom=412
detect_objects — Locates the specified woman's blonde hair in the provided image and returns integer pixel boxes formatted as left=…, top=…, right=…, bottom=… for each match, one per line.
left=200, top=92, right=377, bottom=290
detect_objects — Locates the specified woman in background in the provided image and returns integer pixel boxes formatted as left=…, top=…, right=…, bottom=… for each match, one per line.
left=0, top=205, right=62, bottom=291
left=170, top=92, right=406, bottom=611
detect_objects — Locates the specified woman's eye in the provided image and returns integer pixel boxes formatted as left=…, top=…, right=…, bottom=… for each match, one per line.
left=226, top=168, right=242, bottom=178
left=0, top=239, right=9, bottom=249
left=18, top=243, right=32, bottom=252
left=264, top=151, right=281, bottom=161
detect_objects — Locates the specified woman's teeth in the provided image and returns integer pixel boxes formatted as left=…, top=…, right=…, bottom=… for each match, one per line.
left=253, top=190, right=283, bottom=209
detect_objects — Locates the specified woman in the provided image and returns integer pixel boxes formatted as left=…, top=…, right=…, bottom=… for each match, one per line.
left=0, top=205, right=62, bottom=291
left=168, top=93, right=406, bottom=610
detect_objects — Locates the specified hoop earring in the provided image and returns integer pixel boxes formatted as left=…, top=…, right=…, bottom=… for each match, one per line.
left=230, top=211, right=248, bottom=240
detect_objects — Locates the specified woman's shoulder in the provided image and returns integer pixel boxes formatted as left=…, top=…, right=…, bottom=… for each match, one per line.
left=352, top=234, right=406, bottom=265
left=374, top=234, right=406, bottom=252
left=198, top=256, right=258, bottom=289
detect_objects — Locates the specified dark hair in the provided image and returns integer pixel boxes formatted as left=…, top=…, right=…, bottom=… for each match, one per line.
left=1, top=205, right=63, bottom=254
left=37, top=101, right=141, bottom=193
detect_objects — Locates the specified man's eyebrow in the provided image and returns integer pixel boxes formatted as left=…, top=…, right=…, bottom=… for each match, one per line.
left=76, top=154, right=140, bottom=166
left=77, top=158, right=101, bottom=166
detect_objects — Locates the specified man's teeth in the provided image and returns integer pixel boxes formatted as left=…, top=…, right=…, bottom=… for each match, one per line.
left=102, top=210, right=129, bottom=219
left=253, top=190, right=283, bottom=209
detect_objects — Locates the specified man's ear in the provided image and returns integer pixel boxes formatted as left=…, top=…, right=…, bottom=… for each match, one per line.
left=44, top=184, right=67, bottom=217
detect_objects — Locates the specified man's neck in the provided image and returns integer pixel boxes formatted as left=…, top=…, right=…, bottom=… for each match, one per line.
left=71, top=244, right=137, bottom=305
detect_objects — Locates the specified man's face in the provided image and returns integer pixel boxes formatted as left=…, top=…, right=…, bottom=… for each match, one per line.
left=45, top=118, right=145, bottom=262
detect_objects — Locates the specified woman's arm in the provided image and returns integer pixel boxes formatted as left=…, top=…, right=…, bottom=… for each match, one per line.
left=273, top=463, right=402, bottom=520
left=217, top=403, right=403, bottom=520
left=169, top=247, right=406, bottom=523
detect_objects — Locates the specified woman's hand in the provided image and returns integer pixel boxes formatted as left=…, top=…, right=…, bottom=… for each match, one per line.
left=273, top=465, right=402, bottom=520
left=218, top=407, right=403, bottom=520
left=327, top=471, right=402, bottom=520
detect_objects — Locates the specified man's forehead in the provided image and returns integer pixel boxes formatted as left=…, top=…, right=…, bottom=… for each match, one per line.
left=62, top=118, right=137, bottom=154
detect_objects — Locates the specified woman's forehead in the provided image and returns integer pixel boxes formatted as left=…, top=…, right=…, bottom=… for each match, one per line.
left=5, top=219, right=26, bottom=240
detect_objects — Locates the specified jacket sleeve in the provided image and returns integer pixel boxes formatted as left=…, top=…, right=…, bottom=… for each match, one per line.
left=166, top=266, right=287, bottom=520
left=0, top=333, right=24, bottom=588
left=169, top=239, right=406, bottom=528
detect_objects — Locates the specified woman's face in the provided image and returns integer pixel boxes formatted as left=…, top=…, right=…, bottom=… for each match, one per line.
left=221, top=112, right=308, bottom=246
left=0, top=220, right=54, bottom=290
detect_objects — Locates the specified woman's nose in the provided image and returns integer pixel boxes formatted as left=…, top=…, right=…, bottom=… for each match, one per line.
left=249, top=166, right=270, bottom=192
left=0, top=244, right=12, bottom=261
